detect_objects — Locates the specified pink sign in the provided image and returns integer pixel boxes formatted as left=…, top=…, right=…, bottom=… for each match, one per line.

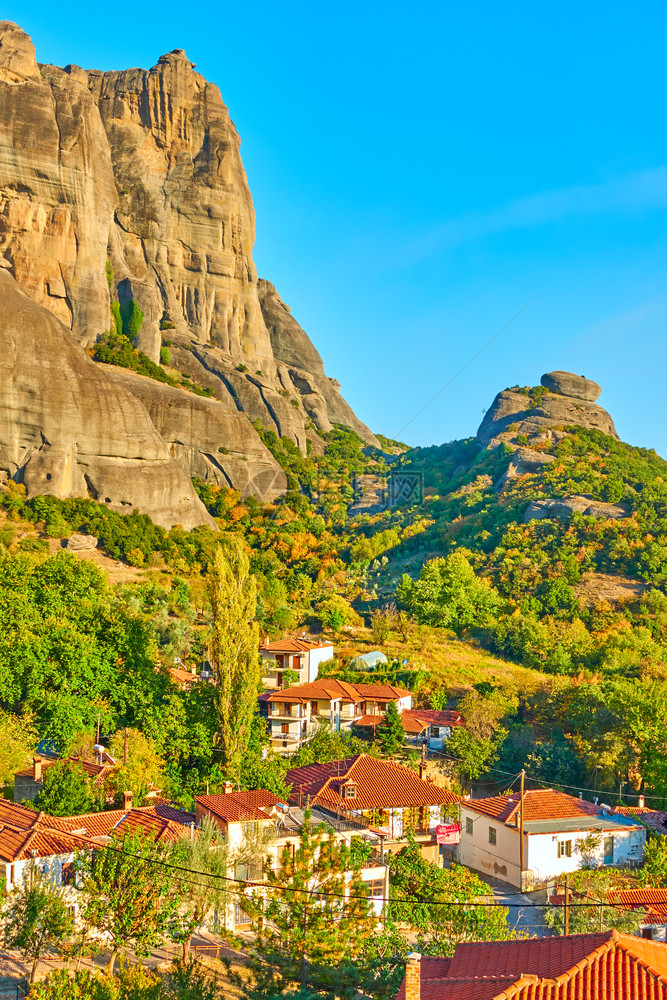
left=436, top=822, right=461, bottom=845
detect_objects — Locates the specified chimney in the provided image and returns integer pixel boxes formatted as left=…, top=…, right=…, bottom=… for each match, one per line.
left=32, top=757, right=42, bottom=782
left=123, top=790, right=133, bottom=811
left=405, top=953, right=421, bottom=1000
left=223, top=781, right=233, bottom=794
left=638, top=794, right=645, bottom=808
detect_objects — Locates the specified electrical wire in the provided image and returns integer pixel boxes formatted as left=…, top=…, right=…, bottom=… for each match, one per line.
left=427, top=746, right=666, bottom=803
left=90, top=835, right=638, bottom=914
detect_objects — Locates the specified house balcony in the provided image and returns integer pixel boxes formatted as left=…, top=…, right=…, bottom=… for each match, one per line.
left=267, top=707, right=306, bottom=719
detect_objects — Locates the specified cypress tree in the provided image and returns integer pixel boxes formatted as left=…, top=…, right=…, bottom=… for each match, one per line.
left=376, top=700, right=405, bottom=756
left=208, top=539, right=261, bottom=778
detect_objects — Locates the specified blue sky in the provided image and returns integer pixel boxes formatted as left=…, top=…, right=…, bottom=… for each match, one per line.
left=11, top=1, right=667, bottom=453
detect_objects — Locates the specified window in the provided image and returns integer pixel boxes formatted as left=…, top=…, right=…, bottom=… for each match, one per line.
left=344, top=783, right=357, bottom=799
left=488, top=826, right=497, bottom=845
left=557, top=840, right=572, bottom=859
left=235, top=860, right=262, bottom=881
left=234, top=901, right=251, bottom=927
left=466, top=817, right=473, bottom=836
left=364, top=878, right=385, bottom=898
left=61, top=861, right=75, bottom=886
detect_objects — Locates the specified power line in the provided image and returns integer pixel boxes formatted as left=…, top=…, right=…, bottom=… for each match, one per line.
left=90, top=836, right=642, bottom=914
left=395, top=295, right=539, bottom=438
left=428, top=746, right=666, bottom=803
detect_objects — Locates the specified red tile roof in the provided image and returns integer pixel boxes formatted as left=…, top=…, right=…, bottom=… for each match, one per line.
left=14, top=756, right=115, bottom=786
left=614, top=806, right=667, bottom=835
left=0, top=801, right=97, bottom=862
left=395, top=931, right=667, bottom=1000
left=403, top=708, right=463, bottom=728
left=168, top=666, right=200, bottom=685
left=354, top=715, right=384, bottom=728
left=260, top=636, right=333, bottom=653
left=196, top=790, right=282, bottom=824
left=464, top=789, right=601, bottom=826
left=260, top=678, right=410, bottom=705
left=287, top=754, right=458, bottom=812
left=112, top=806, right=193, bottom=844
left=0, top=799, right=194, bottom=861
left=607, top=888, right=667, bottom=922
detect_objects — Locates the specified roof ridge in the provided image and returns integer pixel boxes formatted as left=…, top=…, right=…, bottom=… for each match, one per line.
left=613, top=930, right=667, bottom=983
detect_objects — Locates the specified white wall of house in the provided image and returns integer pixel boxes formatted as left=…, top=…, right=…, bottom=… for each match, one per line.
left=307, top=645, right=334, bottom=681
left=3, top=853, right=81, bottom=914
left=427, top=725, right=453, bottom=751
left=459, top=805, right=646, bottom=888
left=459, top=807, right=524, bottom=886
left=639, top=922, right=667, bottom=942
left=526, top=826, right=645, bottom=884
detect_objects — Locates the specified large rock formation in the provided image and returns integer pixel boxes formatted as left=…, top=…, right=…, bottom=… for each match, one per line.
left=477, top=370, right=618, bottom=446
left=0, top=269, right=213, bottom=529
left=0, top=20, right=378, bottom=505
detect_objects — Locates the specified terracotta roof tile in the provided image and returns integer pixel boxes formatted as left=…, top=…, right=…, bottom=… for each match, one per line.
left=287, top=754, right=458, bottom=811
left=260, top=636, right=333, bottom=653
left=0, top=798, right=195, bottom=861
left=607, top=888, right=667, bottom=922
left=354, top=715, right=384, bottom=728
left=614, top=806, right=667, bottom=834
left=464, top=789, right=601, bottom=826
left=196, top=790, right=281, bottom=824
left=394, top=931, right=667, bottom=1000
left=402, top=709, right=463, bottom=727
left=260, top=678, right=409, bottom=704
left=168, top=666, right=199, bottom=684
left=14, top=756, right=114, bottom=786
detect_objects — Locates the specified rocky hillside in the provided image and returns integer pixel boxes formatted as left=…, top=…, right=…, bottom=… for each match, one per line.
left=365, top=369, right=666, bottom=613
left=0, top=22, right=376, bottom=526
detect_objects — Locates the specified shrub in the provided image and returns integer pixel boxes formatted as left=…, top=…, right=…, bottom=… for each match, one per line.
left=119, top=299, right=143, bottom=339
left=159, top=346, right=171, bottom=366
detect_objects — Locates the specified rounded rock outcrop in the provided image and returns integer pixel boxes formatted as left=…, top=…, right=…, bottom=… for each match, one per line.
left=541, top=371, right=601, bottom=402
left=476, top=370, right=617, bottom=446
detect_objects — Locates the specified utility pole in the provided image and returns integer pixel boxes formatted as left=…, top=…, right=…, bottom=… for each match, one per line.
left=564, top=875, right=570, bottom=935
left=96, top=711, right=101, bottom=746
left=519, top=769, right=525, bottom=887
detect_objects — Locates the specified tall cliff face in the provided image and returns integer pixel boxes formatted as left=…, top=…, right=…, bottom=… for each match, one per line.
left=0, top=24, right=116, bottom=339
left=0, top=23, right=377, bottom=476
left=0, top=269, right=215, bottom=529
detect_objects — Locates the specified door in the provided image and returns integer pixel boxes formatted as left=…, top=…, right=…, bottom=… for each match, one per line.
left=281, top=723, right=289, bottom=735
left=603, top=837, right=614, bottom=865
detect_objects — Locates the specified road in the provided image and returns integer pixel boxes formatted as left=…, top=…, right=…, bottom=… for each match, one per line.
left=477, top=873, right=553, bottom=937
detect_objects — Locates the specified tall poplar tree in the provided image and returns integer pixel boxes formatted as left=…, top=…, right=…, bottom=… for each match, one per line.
left=208, top=540, right=261, bottom=777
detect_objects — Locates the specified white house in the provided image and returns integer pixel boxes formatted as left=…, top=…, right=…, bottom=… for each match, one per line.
left=0, top=799, right=193, bottom=914
left=400, top=709, right=464, bottom=750
left=286, top=753, right=459, bottom=843
left=259, top=679, right=412, bottom=751
left=259, top=635, right=334, bottom=690
left=195, top=785, right=390, bottom=928
left=459, top=789, right=647, bottom=889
